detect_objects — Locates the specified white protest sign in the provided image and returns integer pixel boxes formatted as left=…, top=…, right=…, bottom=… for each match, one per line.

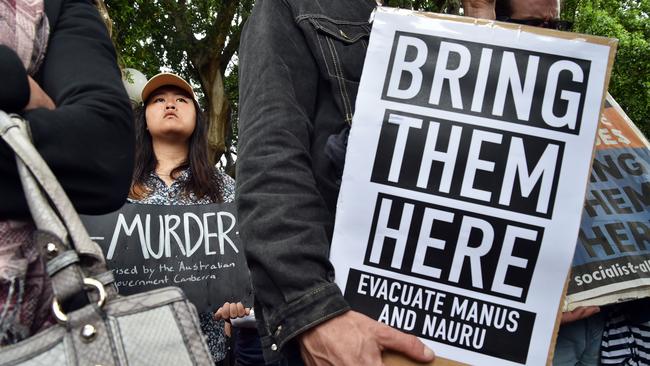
left=330, top=8, right=616, bottom=365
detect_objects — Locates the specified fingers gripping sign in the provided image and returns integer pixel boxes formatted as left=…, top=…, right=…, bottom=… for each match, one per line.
left=560, top=306, right=600, bottom=325
left=213, top=301, right=250, bottom=322
left=298, top=311, right=435, bottom=366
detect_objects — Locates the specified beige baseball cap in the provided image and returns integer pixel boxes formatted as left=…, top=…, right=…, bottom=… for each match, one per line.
left=140, top=72, right=197, bottom=103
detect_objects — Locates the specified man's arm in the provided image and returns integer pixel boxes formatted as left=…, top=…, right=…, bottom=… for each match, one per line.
left=237, top=1, right=434, bottom=364
left=237, top=0, right=350, bottom=354
left=299, top=310, right=434, bottom=365
left=0, top=46, right=31, bottom=112
left=0, top=0, right=134, bottom=218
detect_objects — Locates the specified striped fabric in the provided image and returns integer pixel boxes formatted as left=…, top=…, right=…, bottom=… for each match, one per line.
left=601, top=308, right=650, bottom=366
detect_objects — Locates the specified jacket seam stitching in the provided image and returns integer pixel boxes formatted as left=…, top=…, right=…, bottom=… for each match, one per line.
left=277, top=305, right=350, bottom=351
left=296, top=14, right=371, bottom=26
left=329, top=40, right=353, bottom=123
left=326, top=37, right=353, bottom=122
left=315, top=33, right=333, bottom=77
left=268, top=283, right=339, bottom=328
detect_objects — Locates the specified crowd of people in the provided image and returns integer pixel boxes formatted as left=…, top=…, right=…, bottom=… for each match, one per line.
left=1, top=0, right=647, bottom=365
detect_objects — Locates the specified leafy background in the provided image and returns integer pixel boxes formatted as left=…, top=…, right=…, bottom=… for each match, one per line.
left=105, top=0, right=649, bottom=173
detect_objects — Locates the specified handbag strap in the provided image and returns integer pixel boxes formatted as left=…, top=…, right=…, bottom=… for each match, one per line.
left=0, top=111, right=113, bottom=306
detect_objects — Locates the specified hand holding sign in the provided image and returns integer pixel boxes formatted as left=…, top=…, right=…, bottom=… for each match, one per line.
left=213, top=301, right=250, bottom=322
left=560, top=306, right=600, bottom=325
left=298, top=310, right=435, bottom=366
left=329, top=8, right=615, bottom=365
left=81, top=203, right=250, bottom=314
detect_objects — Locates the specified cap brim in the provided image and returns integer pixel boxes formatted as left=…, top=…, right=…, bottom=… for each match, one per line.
left=141, top=73, right=196, bottom=103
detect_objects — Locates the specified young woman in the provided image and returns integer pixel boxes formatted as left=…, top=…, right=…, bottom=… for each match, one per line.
left=129, top=73, right=236, bottom=364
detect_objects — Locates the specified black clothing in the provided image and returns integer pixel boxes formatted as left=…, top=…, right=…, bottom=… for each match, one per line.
left=237, top=0, right=374, bottom=361
left=0, top=46, right=30, bottom=113
left=0, top=0, right=134, bottom=218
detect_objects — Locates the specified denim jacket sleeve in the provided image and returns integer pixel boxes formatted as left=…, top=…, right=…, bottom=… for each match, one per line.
left=236, top=0, right=351, bottom=360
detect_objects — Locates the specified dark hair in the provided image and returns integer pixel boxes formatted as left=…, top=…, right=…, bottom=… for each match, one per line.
left=129, top=97, right=224, bottom=202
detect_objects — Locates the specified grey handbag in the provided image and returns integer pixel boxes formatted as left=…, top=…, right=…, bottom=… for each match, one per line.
left=0, top=111, right=213, bottom=365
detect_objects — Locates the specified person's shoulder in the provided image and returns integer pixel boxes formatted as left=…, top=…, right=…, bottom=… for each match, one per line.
left=212, top=167, right=234, bottom=184
left=212, top=168, right=235, bottom=203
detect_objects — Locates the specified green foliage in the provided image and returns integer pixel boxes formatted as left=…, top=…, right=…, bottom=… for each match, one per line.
left=385, top=0, right=461, bottom=13
left=108, top=1, right=173, bottom=80
left=107, top=0, right=454, bottom=153
left=107, top=0, right=251, bottom=82
left=563, top=0, right=650, bottom=136
left=106, top=0, right=253, bottom=162
left=109, top=0, right=647, bottom=144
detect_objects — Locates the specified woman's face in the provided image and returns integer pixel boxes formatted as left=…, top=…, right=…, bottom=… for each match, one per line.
left=145, top=86, right=197, bottom=143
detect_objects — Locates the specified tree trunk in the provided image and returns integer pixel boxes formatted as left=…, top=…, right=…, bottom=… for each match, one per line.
left=198, top=58, right=229, bottom=165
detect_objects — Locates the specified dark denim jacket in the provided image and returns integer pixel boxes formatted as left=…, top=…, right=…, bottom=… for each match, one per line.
left=237, top=0, right=376, bottom=362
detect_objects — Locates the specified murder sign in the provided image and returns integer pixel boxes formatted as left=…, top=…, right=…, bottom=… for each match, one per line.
left=81, top=203, right=251, bottom=313
left=329, top=8, right=616, bottom=366
left=567, top=95, right=650, bottom=309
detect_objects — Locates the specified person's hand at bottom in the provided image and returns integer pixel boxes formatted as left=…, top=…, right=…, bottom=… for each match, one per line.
left=213, top=301, right=250, bottom=322
left=560, top=306, right=600, bottom=324
left=299, top=310, right=435, bottom=366
left=24, top=76, right=55, bottom=111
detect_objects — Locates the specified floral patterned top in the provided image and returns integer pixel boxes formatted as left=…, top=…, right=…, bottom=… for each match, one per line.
left=130, top=167, right=235, bottom=205
left=128, top=167, right=235, bottom=363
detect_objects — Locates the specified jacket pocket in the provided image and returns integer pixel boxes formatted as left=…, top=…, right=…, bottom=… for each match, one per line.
left=299, top=15, right=370, bottom=123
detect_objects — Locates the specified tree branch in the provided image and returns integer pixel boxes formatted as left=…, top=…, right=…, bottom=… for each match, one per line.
left=221, top=1, right=253, bottom=72
left=220, top=22, right=245, bottom=72
left=203, top=0, right=239, bottom=59
left=160, top=0, right=196, bottom=49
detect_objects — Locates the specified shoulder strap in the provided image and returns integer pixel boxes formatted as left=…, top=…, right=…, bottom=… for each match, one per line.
left=0, top=111, right=113, bottom=305
left=0, top=112, right=105, bottom=261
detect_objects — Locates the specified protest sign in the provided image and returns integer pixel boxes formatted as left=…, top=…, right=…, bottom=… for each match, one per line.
left=329, top=8, right=616, bottom=365
left=566, top=94, right=650, bottom=310
left=81, top=203, right=251, bottom=313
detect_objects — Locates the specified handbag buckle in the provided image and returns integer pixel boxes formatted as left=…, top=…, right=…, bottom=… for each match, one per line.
left=52, top=277, right=107, bottom=323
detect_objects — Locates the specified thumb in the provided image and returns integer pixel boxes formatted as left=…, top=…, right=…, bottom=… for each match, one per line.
left=377, top=324, right=435, bottom=362
left=213, top=308, right=223, bottom=320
